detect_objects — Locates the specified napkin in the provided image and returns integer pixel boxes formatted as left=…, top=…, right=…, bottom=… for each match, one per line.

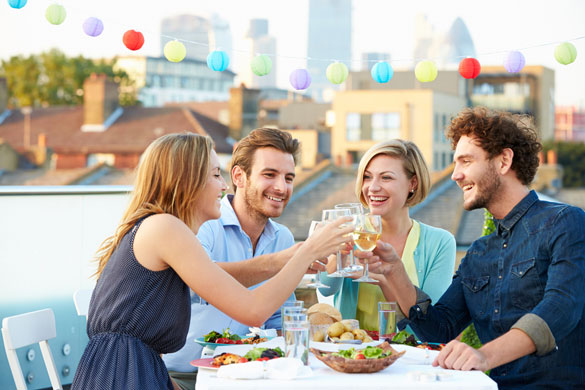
left=217, top=361, right=264, bottom=379
left=265, top=358, right=312, bottom=380
left=247, top=327, right=278, bottom=338
left=215, top=358, right=312, bottom=380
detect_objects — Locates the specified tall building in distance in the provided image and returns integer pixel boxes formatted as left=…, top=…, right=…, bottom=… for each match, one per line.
left=413, top=15, right=476, bottom=67
left=240, top=19, right=277, bottom=89
left=307, top=0, right=352, bottom=102
left=160, top=14, right=232, bottom=64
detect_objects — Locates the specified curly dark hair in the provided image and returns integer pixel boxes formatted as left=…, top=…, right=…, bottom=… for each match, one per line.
left=446, top=107, right=542, bottom=185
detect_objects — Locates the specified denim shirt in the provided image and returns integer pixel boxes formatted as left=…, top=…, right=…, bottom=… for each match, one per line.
left=404, top=191, right=585, bottom=389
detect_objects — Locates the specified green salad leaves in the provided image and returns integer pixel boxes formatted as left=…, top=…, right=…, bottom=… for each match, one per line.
left=333, top=346, right=391, bottom=359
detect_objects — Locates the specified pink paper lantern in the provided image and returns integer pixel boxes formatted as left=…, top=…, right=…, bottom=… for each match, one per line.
left=83, top=17, right=104, bottom=37
left=504, top=51, right=525, bottom=73
left=289, top=69, right=311, bottom=90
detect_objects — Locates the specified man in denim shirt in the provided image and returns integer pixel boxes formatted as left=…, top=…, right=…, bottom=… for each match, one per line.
left=363, top=107, right=585, bottom=389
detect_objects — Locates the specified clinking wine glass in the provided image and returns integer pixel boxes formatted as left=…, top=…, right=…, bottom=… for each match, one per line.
left=306, top=221, right=328, bottom=288
left=334, top=203, right=364, bottom=274
left=322, top=208, right=352, bottom=277
left=352, top=213, right=382, bottom=283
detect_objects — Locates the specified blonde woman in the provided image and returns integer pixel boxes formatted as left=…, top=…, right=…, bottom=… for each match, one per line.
left=71, top=133, right=352, bottom=389
left=319, top=139, right=455, bottom=332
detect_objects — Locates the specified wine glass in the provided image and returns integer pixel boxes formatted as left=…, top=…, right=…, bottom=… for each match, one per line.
left=352, top=213, right=382, bottom=283
left=334, top=203, right=364, bottom=274
left=306, top=221, right=328, bottom=288
left=322, top=208, right=352, bottom=277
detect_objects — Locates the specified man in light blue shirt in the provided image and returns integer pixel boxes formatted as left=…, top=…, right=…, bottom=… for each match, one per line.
left=164, top=128, right=317, bottom=390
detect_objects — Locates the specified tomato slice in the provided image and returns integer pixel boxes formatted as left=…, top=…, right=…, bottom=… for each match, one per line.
left=355, top=353, right=366, bottom=360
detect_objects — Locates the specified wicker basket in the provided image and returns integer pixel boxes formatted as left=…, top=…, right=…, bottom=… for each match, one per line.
left=310, top=341, right=405, bottom=374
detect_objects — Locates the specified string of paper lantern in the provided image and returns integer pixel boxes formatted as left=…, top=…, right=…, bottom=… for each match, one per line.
left=7, top=0, right=583, bottom=89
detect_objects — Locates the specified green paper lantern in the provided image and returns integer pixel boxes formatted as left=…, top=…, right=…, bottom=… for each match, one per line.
left=251, top=55, right=272, bottom=76
left=45, top=4, right=66, bottom=25
left=164, top=40, right=186, bottom=63
left=554, top=42, right=577, bottom=65
left=326, top=62, right=348, bottom=85
left=415, top=60, right=438, bottom=82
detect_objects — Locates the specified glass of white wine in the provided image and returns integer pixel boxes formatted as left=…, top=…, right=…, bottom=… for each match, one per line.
left=322, top=208, right=352, bottom=277
left=352, top=213, right=382, bottom=283
left=334, top=203, right=364, bottom=274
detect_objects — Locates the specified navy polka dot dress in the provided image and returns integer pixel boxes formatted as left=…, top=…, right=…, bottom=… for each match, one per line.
left=72, top=217, right=190, bottom=389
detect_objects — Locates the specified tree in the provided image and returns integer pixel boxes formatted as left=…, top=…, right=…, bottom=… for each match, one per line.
left=0, top=48, right=138, bottom=107
left=543, top=141, right=585, bottom=188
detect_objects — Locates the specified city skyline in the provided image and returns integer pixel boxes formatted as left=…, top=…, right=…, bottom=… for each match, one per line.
left=1, top=0, right=584, bottom=106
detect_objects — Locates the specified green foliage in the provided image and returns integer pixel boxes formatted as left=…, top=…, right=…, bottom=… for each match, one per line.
left=542, top=140, right=585, bottom=188
left=0, top=48, right=138, bottom=107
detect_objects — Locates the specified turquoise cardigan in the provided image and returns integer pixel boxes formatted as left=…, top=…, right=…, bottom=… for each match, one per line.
left=318, top=221, right=456, bottom=320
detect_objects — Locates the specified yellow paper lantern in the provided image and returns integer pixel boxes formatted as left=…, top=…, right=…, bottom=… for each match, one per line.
left=415, top=60, right=438, bottom=82
left=164, top=40, right=187, bottom=63
left=326, top=62, right=348, bottom=84
left=554, top=42, right=577, bottom=65
left=45, top=4, right=66, bottom=25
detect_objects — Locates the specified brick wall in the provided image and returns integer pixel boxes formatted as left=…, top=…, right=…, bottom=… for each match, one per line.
left=114, top=153, right=141, bottom=169
left=55, top=153, right=87, bottom=169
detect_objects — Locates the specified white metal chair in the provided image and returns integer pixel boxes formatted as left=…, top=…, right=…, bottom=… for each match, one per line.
left=73, top=289, right=93, bottom=317
left=1, top=308, right=63, bottom=390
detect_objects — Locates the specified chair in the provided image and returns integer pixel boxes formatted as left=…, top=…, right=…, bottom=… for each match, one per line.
left=1, top=308, right=63, bottom=390
left=73, top=289, right=92, bottom=317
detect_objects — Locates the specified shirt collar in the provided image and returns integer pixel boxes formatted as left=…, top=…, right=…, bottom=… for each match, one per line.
left=218, top=194, right=278, bottom=239
left=494, top=190, right=538, bottom=235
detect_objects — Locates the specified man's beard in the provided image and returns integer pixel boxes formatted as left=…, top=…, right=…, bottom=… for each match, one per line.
left=464, top=163, right=501, bottom=211
left=243, top=184, right=285, bottom=222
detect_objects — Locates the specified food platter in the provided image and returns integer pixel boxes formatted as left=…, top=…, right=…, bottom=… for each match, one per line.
left=194, top=336, right=273, bottom=348
left=190, top=357, right=219, bottom=370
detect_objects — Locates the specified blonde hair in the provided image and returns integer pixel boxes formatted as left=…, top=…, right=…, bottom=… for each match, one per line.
left=355, top=139, right=430, bottom=208
left=93, top=133, right=214, bottom=278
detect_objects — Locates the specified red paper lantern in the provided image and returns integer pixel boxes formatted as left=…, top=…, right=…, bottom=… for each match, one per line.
left=458, top=58, right=481, bottom=79
left=123, top=29, right=144, bottom=51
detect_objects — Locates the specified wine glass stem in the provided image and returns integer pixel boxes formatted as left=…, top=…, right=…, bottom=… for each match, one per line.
left=349, top=249, right=355, bottom=266
left=364, top=262, right=370, bottom=279
left=336, top=251, right=343, bottom=272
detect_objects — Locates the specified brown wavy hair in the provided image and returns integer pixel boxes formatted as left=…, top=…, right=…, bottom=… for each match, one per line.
left=446, top=107, right=542, bottom=185
left=230, top=128, right=300, bottom=192
left=93, top=133, right=214, bottom=278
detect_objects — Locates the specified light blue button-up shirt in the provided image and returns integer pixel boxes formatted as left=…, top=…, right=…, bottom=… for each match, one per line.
left=163, top=194, right=296, bottom=372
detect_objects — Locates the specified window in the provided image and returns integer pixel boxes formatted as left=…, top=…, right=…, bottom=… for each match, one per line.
left=372, top=113, right=400, bottom=141
left=346, top=113, right=361, bottom=141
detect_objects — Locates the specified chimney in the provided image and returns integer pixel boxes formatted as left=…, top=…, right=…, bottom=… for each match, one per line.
left=82, top=73, right=121, bottom=132
left=546, top=150, right=558, bottom=165
left=0, top=77, right=7, bottom=114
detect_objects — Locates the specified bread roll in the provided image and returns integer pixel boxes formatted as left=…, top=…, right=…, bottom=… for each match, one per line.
left=308, top=312, right=335, bottom=325
left=307, top=303, right=342, bottom=322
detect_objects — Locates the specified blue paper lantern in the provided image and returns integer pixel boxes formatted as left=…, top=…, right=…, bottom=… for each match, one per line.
left=371, top=62, right=393, bottom=83
left=504, top=51, right=525, bottom=73
left=83, top=17, right=104, bottom=37
left=207, top=50, right=229, bottom=72
left=289, top=69, right=311, bottom=90
left=8, top=0, right=27, bottom=9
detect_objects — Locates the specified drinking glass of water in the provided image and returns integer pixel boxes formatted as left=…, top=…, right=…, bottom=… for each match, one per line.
left=283, top=319, right=310, bottom=365
left=378, top=301, right=397, bottom=340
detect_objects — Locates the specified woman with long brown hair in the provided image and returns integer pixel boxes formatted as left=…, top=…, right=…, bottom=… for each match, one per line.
left=71, top=133, right=352, bottom=389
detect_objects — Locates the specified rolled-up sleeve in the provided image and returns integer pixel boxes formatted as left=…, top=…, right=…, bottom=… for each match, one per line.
left=529, top=207, right=585, bottom=350
left=511, top=313, right=556, bottom=355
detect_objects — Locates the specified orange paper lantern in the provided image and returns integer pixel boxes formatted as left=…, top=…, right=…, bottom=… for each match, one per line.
left=458, top=58, right=481, bottom=79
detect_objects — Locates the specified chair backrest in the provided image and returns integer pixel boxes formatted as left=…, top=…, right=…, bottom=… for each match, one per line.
left=1, top=308, right=63, bottom=390
left=73, top=289, right=93, bottom=317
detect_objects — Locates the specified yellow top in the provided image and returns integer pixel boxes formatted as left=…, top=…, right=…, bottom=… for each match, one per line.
left=356, top=220, right=421, bottom=330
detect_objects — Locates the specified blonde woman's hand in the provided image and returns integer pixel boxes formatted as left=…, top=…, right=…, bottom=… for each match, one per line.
left=354, top=240, right=402, bottom=276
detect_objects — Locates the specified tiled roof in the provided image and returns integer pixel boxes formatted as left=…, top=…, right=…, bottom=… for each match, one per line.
left=0, top=106, right=232, bottom=155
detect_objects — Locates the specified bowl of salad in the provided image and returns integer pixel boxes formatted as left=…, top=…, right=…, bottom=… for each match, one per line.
left=310, top=341, right=405, bottom=373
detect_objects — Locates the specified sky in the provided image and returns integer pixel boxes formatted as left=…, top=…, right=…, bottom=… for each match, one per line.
left=1, top=0, right=584, bottom=106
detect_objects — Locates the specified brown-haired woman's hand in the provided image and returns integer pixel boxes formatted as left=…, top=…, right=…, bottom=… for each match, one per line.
left=304, top=216, right=353, bottom=263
